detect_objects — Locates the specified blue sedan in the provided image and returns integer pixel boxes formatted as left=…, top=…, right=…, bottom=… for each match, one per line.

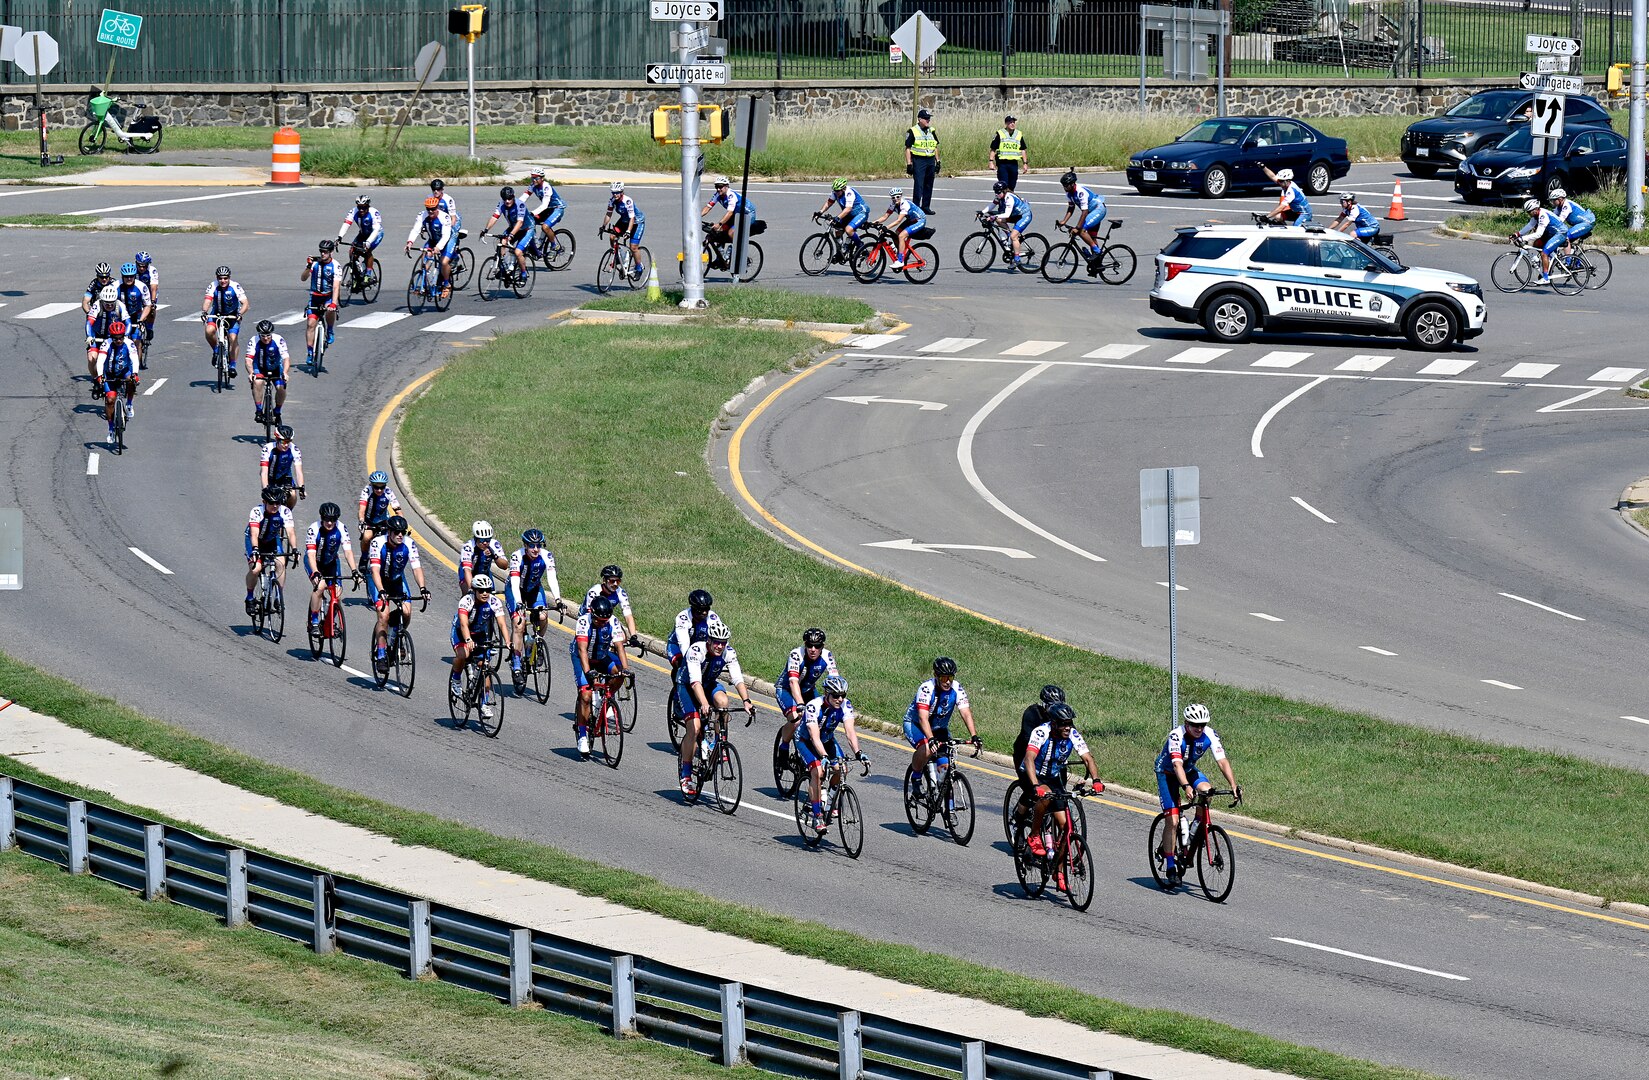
left=1126, top=116, right=1352, bottom=199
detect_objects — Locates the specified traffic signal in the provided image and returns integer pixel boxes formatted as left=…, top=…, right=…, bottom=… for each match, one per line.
left=649, top=105, right=725, bottom=146
left=448, top=5, right=488, bottom=41
left=1608, top=63, right=1628, bottom=96
left=702, top=105, right=724, bottom=143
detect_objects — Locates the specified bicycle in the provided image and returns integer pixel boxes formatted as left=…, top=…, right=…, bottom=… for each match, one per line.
left=1001, top=772, right=1088, bottom=843
left=1042, top=220, right=1136, bottom=285
left=343, top=243, right=381, bottom=305
left=794, top=754, right=870, bottom=858
left=513, top=605, right=557, bottom=704
left=525, top=219, right=576, bottom=271
left=1568, top=236, right=1612, bottom=290
left=851, top=223, right=939, bottom=285
left=1011, top=781, right=1099, bottom=911
left=405, top=245, right=454, bottom=315
left=700, top=221, right=765, bottom=282
left=798, top=213, right=869, bottom=276
left=250, top=548, right=296, bottom=643
left=204, top=313, right=239, bottom=394
left=257, top=373, right=279, bottom=444
left=583, top=669, right=629, bottom=768
left=449, top=627, right=507, bottom=738
left=374, top=592, right=429, bottom=698
left=305, top=299, right=332, bottom=378
left=1148, top=787, right=1239, bottom=903
left=79, top=89, right=163, bottom=155
left=902, top=735, right=978, bottom=845
left=772, top=726, right=805, bottom=800
left=476, top=233, right=536, bottom=301
left=684, top=706, right=747, bottom=814
left=101, top=374, right=134, bottom=454
left=306, top=570, right=358, bottom=668
left=959, top=211, right=1049, bottom=275
left=451, top=231, right=476, bottom=290
left=1490, top=234, right=1590, bottom=295
left=595, top=228, right=653, bottom=295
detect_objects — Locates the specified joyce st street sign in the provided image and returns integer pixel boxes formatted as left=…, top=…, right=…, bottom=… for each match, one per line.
left=650, top=0, right=720, bottom=20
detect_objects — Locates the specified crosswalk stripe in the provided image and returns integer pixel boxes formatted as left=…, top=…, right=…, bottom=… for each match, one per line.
left=1165, top=347, right=1228, bottom=364
left=918, top=337, right=985, bottom=353
left=341, top=311, right=411, bottom=330
left=420, top=315, right=494, bottom=334
left=1084, top=343, right=1147, bottom=360
left=1417, top=358, right=1476, bottom=376
left=1001, top=340, right=1067, bottom=356
left=173, top=312, right=203, bottom=322
left=271, top=309, right=307, bottom=326
left=842, top=333, right=904, bottom=348
left=16, top=302, right=82, bottom=320
left=153, top=303, right=170, bottom=311
left=1502, top=362, right=1558, bottom=381
left=1589, top=367, right=1644, bottom=383
left=1251, top=351, right=1310, bottom=368
left=1335, top=354, right=1393, bottom=372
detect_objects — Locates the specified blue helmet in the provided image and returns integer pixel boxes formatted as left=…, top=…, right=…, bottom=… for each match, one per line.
left=368, top=470, right=389, bottom=486
left=134, top=251, right=151, bottom=265
left=119, top=261, right=137, bottom=276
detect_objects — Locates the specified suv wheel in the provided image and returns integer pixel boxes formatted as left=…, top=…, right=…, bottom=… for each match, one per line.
left=1403, top=301, right=1459, bottom=350
left=1201, top=165, right=1230, bottom=199
left=1304, top=161, right=1333, bottom=196
left=1203, top=292, right=1257, bottom=344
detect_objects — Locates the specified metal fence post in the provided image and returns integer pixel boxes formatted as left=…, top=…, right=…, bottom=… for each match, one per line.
left=142, top=824, right=165, bottom=900
left=610, top=954, right=636, bottom=1035
left=66, top=799, right=88, bottom=874
left=720, top=981, right=747, bottom=1066
left=963, top=1039, right=985, bottom=1080
left=311, top=873, right=335, bottom=954
left=225, top=848, right=248, bottom=927
left=0, top=777, right=14, bottom=851
left=837, top=1010, right=862, bottom=1080
left=508, top=928, right=532, bottom=1007
left=409, top=899, right=432, bottom=976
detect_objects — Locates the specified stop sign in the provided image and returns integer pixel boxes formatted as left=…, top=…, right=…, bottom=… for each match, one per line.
left=14, top=30, right=59, bottom=76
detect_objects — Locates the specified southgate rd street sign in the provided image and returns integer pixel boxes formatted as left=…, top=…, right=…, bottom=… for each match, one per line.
left=646, top=61, right=729, bottom=84
left=1519, top=71, right=1584, bottom=94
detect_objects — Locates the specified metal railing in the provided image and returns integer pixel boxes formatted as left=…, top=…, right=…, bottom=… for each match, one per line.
left=0, top=773, right=1127, bottom=1080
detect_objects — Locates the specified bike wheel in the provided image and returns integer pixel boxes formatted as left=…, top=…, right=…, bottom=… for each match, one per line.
left=433, top=270, right=453, bottom=312
left=266, top=582, right=285, bottom=643
left=360, top=263, right=382, bottom=305
left=850, top=244, right=886, bottom=284
left=1551, top=254, right=1589, bottom=296
left=1097, top=243, right=1138, bottom=285
left=1070, top=792, right=1089, bottom=838
left=512, top=259, right=536, bottom=298
left=666, top=688, right=685, bottom=752
left=1011, top=820, right=1048, bottom=898
left=131, top=124, right=163, bottom=154
left=942, top=771, right=975, bottom=846
left=798, top=233, right=834, bottom=276
left=1001, top=777, right=1028, bottom=842
left=597, top=700, right=624, bottom=767
left=78, top=122, right=107, bottom=156
left=1489, top=251, right=1531, bottom=293
left=837, top=786, right=865, bottom=859
left=958, top=231, right=997, bottom=273
left=1065, top=831, right=1097, bottom=911
left=620, top=673, right=637, bottom=731
left=308, top=602, right=325, bottom=660
left=326, top=599, right=347, bottom=667
left=310, top=331, right=325, bottom=377
left=903, top=243, right=939, bottom=284
left=1582, top=247, right=1612, bottom=290
left=529, top=640, right=550, bottom=704
left=1196, top=824, right=1236, bottom=903
left=452, top=247, right=475, bottom=289
left=475, top=673, right=505, bottom=738
left=739, top=241, right=764, bottom=282
left=795, top=790, right=822, bottom=849
left=596, top=251, right=619, bottom=295
left=710, top=742, right=742, bottom=814
left=447, top=667, right=466, bottom=723
left=547, top=229, right=576, bottom=271
left=773, top=728, right=803, bottom=799
left=477, top=256, right=502, bottom=302
left=1017, top=233, right=1050, bottom=274
left=627, top=247, right=652, bottom=291
left=113, top=403, right=127, bottom=455
left=1147, top=812, right=1177, bottom=891
left=213, top=344, right=226, bottom=393
left=902, top=769, right=934, bottom=835
left=407, top=266, right=427, bottom=314
left=1042, top=241, right=1081, bottom=283
left=395, top=632, right=416, bottom=698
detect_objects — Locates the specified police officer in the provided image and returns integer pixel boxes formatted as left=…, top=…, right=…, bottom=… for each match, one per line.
left=989, top=115, right=1027, bottom=191
left=903, top=108, right=940, bottom=215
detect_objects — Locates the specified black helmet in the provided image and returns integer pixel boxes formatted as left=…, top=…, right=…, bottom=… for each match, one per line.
left=688, top=588, right=713, bottom=613
left=215, top=264, right=232, bottom=278
left=430, top=178, right=446, bottom=192
left=318, top=239, right=336, bottom=254
left=522, top=528, right=545, bottom=546
left=1048, top=702, right=1077, bottom=726
left=932, top=656, right=957, bottom=677
left=992, top=181, right=1007, bottom=194
left=355, top=194, right=371, bottom=207
left=387, top=515, right=408, bottom=533
left=803, top=627, right=826, bottom=648
left=261, top=485, right=283, bottom=504
left=590, top=595, right=615, bottom=618
left=601, top=563, right=622, bottom=580
left=1040, top=684, right=1065, bottom=706
left=255, top=319, right=274, bottom=335
left=276, top=424, right=294, bottom=441
left=500, top=185, right=515, bottom=200
left=1060, top=170, right=1078, bottom=188
left=319, top=501, right=341, bottom=521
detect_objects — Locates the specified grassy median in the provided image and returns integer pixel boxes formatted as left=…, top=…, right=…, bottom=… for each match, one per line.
left=581, top=286, right=876, bottom=324
left=1446, top=183, right=1646, bottom=250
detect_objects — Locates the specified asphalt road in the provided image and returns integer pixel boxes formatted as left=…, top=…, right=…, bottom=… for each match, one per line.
left=0, top=169, right=1646, bottom=1079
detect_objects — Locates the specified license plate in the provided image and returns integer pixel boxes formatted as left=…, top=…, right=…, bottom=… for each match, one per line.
left=1415, top=147, right=1429, bottom=157
left=1477, top=179, right=1493, bottom=189
left=1142, top=170, right=1158, bottom=181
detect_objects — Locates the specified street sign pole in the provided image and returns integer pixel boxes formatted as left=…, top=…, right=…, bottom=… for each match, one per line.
left=732, top=96, right=755, bottom=283
left=1632, top=0, right=1646, bottom=230
left=911, top=21, right=922, bottom=124
left=390, top=42, right=446, bottom=153
left=1166, top=468, right=1180, bottom=726
left=679, top=18, right=706, bottom=309
left=1140, top=467, right=1201, bottom=730
left=467, top=37, right=477, bottom=159
left=34, top=37, right=48, bottom=166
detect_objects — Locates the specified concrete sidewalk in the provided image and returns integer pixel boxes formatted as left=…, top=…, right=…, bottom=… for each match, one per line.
left=0, top=697, right=1290, bottom=1080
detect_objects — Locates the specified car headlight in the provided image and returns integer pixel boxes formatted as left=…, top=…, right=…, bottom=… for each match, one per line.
left=1129, top=157, right=1144, bottom=166
left=1503, top=166, right=1539, bottom=179
left=1444, top=132, right=1473, bottom=142
left=1448, top=282, right=1483, bottom=298
left=1168, top=161, right=1198, bottom=170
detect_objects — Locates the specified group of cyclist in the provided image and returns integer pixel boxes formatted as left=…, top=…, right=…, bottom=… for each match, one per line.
left=1513, top=187, right=1596, bottom=283
left=81, top=254, right=157, bottom=445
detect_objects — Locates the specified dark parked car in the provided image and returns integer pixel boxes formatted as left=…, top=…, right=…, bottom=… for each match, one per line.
left=1126, top=116, right=1351, bottom=199
left=1400, top=89, right=1614, bottom=177
left=1455, top=125, right=1630, bottom=203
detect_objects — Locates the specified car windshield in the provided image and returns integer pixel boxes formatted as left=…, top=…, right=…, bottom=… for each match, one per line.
left=1445, top=93, right=1522, bottom=120
left=1179, top=119, right=1247, bottom=145
left=1494, top=128, right=1536, bottom=153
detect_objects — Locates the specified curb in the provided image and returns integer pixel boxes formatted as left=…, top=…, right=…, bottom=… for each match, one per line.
left=1616, top=478, right=1649, bottom=541
left=0, top=217, right=214, bottom=232
left=1433, top=223, right=1646, bottom=254
left=562, top=307, right=889, bottom=335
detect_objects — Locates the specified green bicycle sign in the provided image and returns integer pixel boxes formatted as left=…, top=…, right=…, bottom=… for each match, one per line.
left=96, top=8, right=142, bottom=50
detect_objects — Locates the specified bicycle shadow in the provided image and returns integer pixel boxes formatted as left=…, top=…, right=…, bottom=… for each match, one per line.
left=229, top=433, right=267, bottom=446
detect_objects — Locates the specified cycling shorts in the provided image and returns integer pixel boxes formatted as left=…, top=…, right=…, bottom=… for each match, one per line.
left=622, top=219, right=646, bottom=244
left=101, top=374, right=135, bottom=396
left=775, top=684, right=812, bottom=714
left=367, top=576, right=410, bottom=605
left=252, top=373, right=286, bottom=388
left=902, top=717, right=950, bottom=747
left=900, top=222, right=926, bottom=238
left=1007, top=209, right=1032, bottom=233
left=1354, top=225, right=1381, bottom=240
left=673, top=679, right=726, bottom=720
left=427, top=232, right=458, bottom=260
left=1564, top=224, right=1592, bottom=243
left=450, top=618, right=502, bottom=651
left=843, top=207, right=869, bottom=230
left=312, top=558, right=345, bottom=582
left=798, top=736, right=840, bottom=768
left=246, top=536, right=283, bottom=561
left=1081, top=207, right=1106, bottom=231
left=351, top=229, right=381, bottom=251
left=506, top=585, right=550, bottom=616
left=306, top=293, right=333, bottom=318
left=207, top=314, right=242, bottom=331
left=1156, top=767, right=1206, bottom=811
left=1538, top=227, right=1567, bottom=254
left=569, top=641, right=622, bottom=690
left=534, top=205, right=566, bottom=230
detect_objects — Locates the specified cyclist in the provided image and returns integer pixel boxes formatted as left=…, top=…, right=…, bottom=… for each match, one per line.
left=133, top=251, right=159, bottom=353
left=246, top=318, right=292, bottom=427
left=301, top=239, right=341, bottom=361
left=600, top=181, right=646, bottom=279
left=356, top=471, right=402, bottom=558
left=1020, top=703, right=1102, bottom=861
left=450, top=573, right=508, bottom=722
left=81, top=260, right=115, bottom=316
left=305, top=501, right=359, bottom=630
left=459, top=520, right=509, bottom=595
left=797, top=675, right=868, bottom=833
left=983, top=181, right=1034, bottom=266
left=201, top=265, right=248, bottom=371
left=1550, top=188, right=1595, bottom=258
left=368, top=515, right=430, bottom=668
left=1154, top=703, right=1242, bottom=880
left=1008, top=684, right=1066, bottom=833
left=1056, top=169, right=1109, bottom=275
left=1261, top=167, right=1311, bottom=225
left=430, top=177, right=461, bottom=233
left=507, top=528, right=564, bottom=683
left=903, top=656, right=981, bottom=800
left=571, top=594, right=629, bottom=760
left=702, top=175, right=756, bottom=269
left=95, top=321, right=140, bottom=445
left=86, top=285, right=130, bottom=388
left=406, top=196, right=458, bottom=300
left=1515, top=197, right=1569, bottom=283
left=1330, top=192, right=1380, bottom=242
left=245, top=484, right=298, bottom=616
left=673, top=619, right=754, bottom=795
left=259, top=424, right=306, bottom=510
left=481, top=185, right=533, bottom=282
left=524, top=168, right=568, bottom=255
left=114, top=262, right=152, bottom=369
left=336, top=194, right=384, bottom=286
left=872, top=187, right=927, bottom=271
left=773, top=627, right=840, bottom=765
left=817, top=178, right=870, bottom=257
left=668, top=589, right=719, bottom=668
left=581, top=563, right=641, bottom=648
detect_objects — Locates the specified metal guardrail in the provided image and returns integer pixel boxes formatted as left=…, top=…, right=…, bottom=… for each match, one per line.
left=0, top=773, right=1130, bottom=1080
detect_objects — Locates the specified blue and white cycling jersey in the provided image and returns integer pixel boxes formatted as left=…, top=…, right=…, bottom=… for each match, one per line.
left=570, top=611, right=624, bottom=687
left=408, top=209, right=459, bottom=257
left=668, top=607, right=719, bottom=662
left=833, top=186, right=869, bottom=226
left=775, top=646, right=839, bottom=713
left=1338, top=203, right=1380, bottom=239
left=526, top=180, right=565, bottom=218
left=1154, top=724, right=1227, bottom=776
left=1519, top=207, right=1569, bottom=253
left=507, top=546, right=561, bottom=614
left=890, top=196, right=927, bottom=233
left=307, top=257, right=338, bottom=298
left=1026, top=723, right=1089, bottom=785
left=246, top=503, right=294, bottom=557
left=450, top=592, right=508, bottom=648
left=305, top=520, right=352, bottom=578
left=339, top=206, right=384, bottom=248
left=990, top=192, right=1033, bottom=231
left=1067, top=184, right=1107, bottom=229
left=437, top=192, right=461, bottom=230
left=581, top=583, right=633, bottom=619
left=116, top=279, right=150, bottom=318
left=367, top=534, right=422, bottom=601
left=609, top=194, right=645, bottom=242
left=203, top=279, right=248, bottom=317
left=671, top=640, right=745, bottom=717
left=357, top=483, right=401, bottom=529
left=902, top=678, right=969, bottom=744
left=1280, top=184, right=1311, bottom=222
left=458, top=537, right=508, bottom=588
left=1554, top=200, right=1595, bottom=239
left=797, top=695, right=856, bottom=766
left=493, top=196, right=530, bottom=230
left=709, top=188, right=756, bottom=217
left=245, top=334, right=290, bottom=379
left=260, top=439, right=301, bottom=486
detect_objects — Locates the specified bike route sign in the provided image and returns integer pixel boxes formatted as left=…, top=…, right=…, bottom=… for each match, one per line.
left=97, top=8, right=142, bottom=50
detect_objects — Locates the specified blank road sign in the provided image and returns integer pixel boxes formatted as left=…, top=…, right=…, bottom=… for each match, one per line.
left=1140, top=467, right=1201, bottom=548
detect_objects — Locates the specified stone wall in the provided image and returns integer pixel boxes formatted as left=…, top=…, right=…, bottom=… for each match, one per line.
left=0, top=78, right=1610, bottom=132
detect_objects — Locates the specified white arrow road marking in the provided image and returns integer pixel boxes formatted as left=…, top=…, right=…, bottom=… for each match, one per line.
left=1360, top=646, right=1397, bottom=656
left=1272, top=938, right=1469, bottom=981
left=128, top=548, right=173, bottom=575
left=1249, top=612, right=1283, bottom=622
left=1482, top=679, right=1523, bottom=690
left=863, top=538, right=1035, bottom=559
left=142, top=377, right=166, bottom=396
left=1252, top=376, right=1328, bottom=459
left=1498, top=591, right=1584, bottom=622
left=1291, top=496, right=1336, bottom=524
left=1623, top=716, right=1649, bottom=726
left=826, top=395, right=947, bottom=411
left=1155, top=582, right=1188, bottom=591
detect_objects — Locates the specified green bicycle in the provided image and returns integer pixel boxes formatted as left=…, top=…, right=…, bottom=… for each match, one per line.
left=79, top=90, right=163, bottom=155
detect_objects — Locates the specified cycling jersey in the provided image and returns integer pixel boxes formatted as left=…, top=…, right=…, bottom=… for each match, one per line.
left=436, top=192, right=461, bottom=229
left=673, top=640, right=745, bottom=717
left=493, top=196, right=530, bottom=229
left=797, top=695, right=856, bottom=766
left=367, top=534, right=421, bottom=599
left=1554, top=200, right=1595, bottom=238
left=305, top=520, right=351, bottom=577
left=609, top=194, right=643, bottom=224
left=1013, top=703, right=1050, bottom=777
left=338, top=206, right=385, bottom=248
left=84, top=276, right=114, bottom=305
left=458, top=537, right=507, bottom=586
left=451, top=592, right=508, bottom=648
left=409, top=210, right=458, bottom=255
left=709, top=189, right=755, bottom=217
left=86, top=303, right=131, bottom=343
left=902, top=678, right=969, bottom=745
left=834, top=187, right=864, bottom=214
left=115, top=279, right=150, bottom=320
left=890, top=197, right=926, bottom=233
left=668, top=607, right=719, bottom=662
left=581, top=583, right=632, bottom=618
left=990, top=192, right=1032, bottom=227
left=1155, top=725, right=1227, bottom=775
left=246, top=335, right=290, bottom=379
left=246, top=504, right=293, bottom=556
left=204, top=280, right=248, bottom=317
left=307, top=257, right=338, bottom=297
left=1026, top=722, right=1089, bottom=786
left=571, top=611, right=623, bottom=687
left=526, top=180, right=565, bottom=217
left=1067, top=184, right=1105, bottom=216
left=260, top=439, right=301, bottom=486
left=1518, top=207, right=1568, bottom=252
left=356, top=484, right=402, bottom=528
left=507, top=546, right=560, bottom=614
left=1337, top=203, right=1380, bottom=239
left=135, top=266, right=159, bottom=319
left=97, top=339, right=139, bottom=384
left=1279, top=184, right=1311, bottom=222
left=774, top=646, right=840, bottom=713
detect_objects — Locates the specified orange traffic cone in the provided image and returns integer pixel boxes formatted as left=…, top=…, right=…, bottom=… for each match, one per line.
left=1386, top=179, right=1406, bottom=221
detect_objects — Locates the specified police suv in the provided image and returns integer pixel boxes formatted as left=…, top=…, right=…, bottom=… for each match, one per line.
left=1149, top=224, right=1485, bottom=350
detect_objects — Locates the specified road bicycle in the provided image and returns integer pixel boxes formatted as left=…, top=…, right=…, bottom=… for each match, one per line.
left=343, top=243, right=381, bottom=305
left=1043, top=220, right=1136, bottom=284
left=476, top=233, right=536, bottom=301
left=700, top=220, right=765, bottom=282
left=798, top=213, right=869, bottom=276
left=1490, top=234, right=1591, bottom=295
left=1001, top=772, right=1088, bottom=843
left=1568, top=236, right=1612, bottom=290
left=305, top=298, right=332, bottom=378
left=684, top=706, right=747, bottom=814
left=205, top=313, right=239, bottom=394
left=958, top=211, right=1049, bottom=275
left=512, top=606, right=556, bottom=704
left=306, top=570, right=358, bottom=667
left=250, top=548, right=296, bottom=643
left=102, top=374, right=135, bottom=454
left=373, top=591, right=429, bottom=698
left=524, top=220, right=576, bottom=271
left=79, top=89, right=163, bottom=155
left=1148, top=787, right=1240, bottom=903
left=405, top=246, right=454, bottom=314
left=595, top=228, right=653, bottom=295
left=254, top=371, right=279, bottom=443
left=1011, top=781, right=1098, bottom=911
left=902, top=735, right=979, bottom=845
left=583, top=669, right=629, bottom=768
left=851, top=223, right=939, bottom=285
left=449, top=627, right=507, bottom=738
left=772, top=725, right=805, bottom=799
left=794, top=754, right=870, bottom=859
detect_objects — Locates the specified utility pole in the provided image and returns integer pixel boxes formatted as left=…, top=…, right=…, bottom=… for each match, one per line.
left=1631, top=0, right=1645, bottom=230
left=679, top=18, right=706, bottom=309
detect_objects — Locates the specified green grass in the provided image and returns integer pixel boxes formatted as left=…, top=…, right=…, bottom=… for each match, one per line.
left=0, top=661, right=1430, bottom=1080
left=0, top=212, right=95, bottom=226
left=1446, top=183, right=1647, bottom=250
left=0, top=850, right=771, bottom=1080
left=582, top=285, right=876, bottom=324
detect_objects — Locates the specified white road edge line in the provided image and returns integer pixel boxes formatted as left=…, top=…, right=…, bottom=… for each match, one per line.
left=1498, top=591, right=1585, bottom=622
left=956, top=362, right=1106, bottom=562
left=1623, top=716, right=1649, bottom=726
left=739, top=800, right=794, bottom=822
left=1252, top=376, right=1329, bottom=458
left=339, top=664, right=372, bottom=680
left=142, top=377, right=167, bottom=396
left=1249, top=612, right=1283, bottom=622
left=1360, top=646, right=1397, bottom=656
left=1482, top=679, right=1524, bottom=690
left=86, top=453, right=98, bottom=476
left=1538, top=387, right=1608, bottom=413
left=65, top=188, right=287, bottom=217
left=1290, top=496, right=1337, bottom=524
left=1271, top=937, right=1470, bottom=981
left=128, top=547, right=174, bottom=575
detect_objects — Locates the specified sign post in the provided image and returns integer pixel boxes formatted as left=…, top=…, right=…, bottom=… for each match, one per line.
left=95, top=8, right=142, bottom=106
left=730, top=94, right=770, bottom=283
left=890, top=11, right=945, bottom=123
left=649, top=0, right=722, bottom=308
left=1140, top=467, right=1201, bottom=728
left=389, top=41, right=448, bottom=152
left=1632, top=0, right=1646, bottom=231
left=14, top=31, right=61, bottom=167
left=448, top=6, right=489, bottom=160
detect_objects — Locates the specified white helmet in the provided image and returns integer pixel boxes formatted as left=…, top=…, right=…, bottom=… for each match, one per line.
left=471, top=574, right=494, bottom=592
left=714, top=174, right=731, bottom=187
left=1183, top=703, right=1210, bottom=725
left=99, top=285, right=118, bottom=302
left=472, top=520, right=494, bottom=540
left=1523, top=198, right=1541, bottom=212
left=889, top=187, right=904, bottom=199
left=1549, top=187, right=1567, bottom=201
left=1275, top=168, right=1294, bottom=182
left=706, top=617, right=731, bottom=643
left=610, top=180, right=625, bottom=193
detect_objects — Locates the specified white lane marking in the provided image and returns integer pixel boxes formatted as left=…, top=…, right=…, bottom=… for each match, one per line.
left=340, top=310, right=412, bottom=330
left=1538, top=387, right=1609, bottom=413
left=1417, top=358, right=1475, bottom=376
left=0, top=186, right=81, bottom=199
left=1272, top=937, right=1469, bottom=982
left=957, top=363, right=1106, bottom=563
left=1084, top=343, right=1147, bottom=360
left=1155, top=582, right=1188, bottom=591
left=15, top=301, right=82, bottom=320
left=842, top=333, right=904, bottom=348
left=1498, top=591, right=1584, bottom=622
left=919, top=337, right=985, bottom=353
left=1482, top=679, right=1523, bottom=690
left=142, top=377, right=166, bottom=396
left=1251, top=351, right=1310, bottom=368
left=1589, top=367, right=1644, bottom=383
left=1623, top=716, right=1649, bottom=726
left=864, top=538, right=1034, bottom=559
left=128, top=547, right=174, bottom=575
left=828, top=395, right=947, bottom=411
left=1249, top=612, right=1284, bottom=622
left=1001, top=340, right=1066, bottom=357
left=86, top=453, right=99, bottom=476
left=1502, top=362, right=1558, bottom=381
left=174, top=312, right=204, bottom=322
left=1291, top=496, right=1336, bottom=524
left=1360, top=646, right=1397, bottom=656
left=1335, top=354, right=1393, bottom=372
left=739, top=800, right=795, bottom=822
left=1251, top=375, right=1328, bottom=459
left=421, top=315, right=495, bottom=333
left=64, top=188, right=286, bottom=217
left=271, top=309, right=307, bottom=326
left=340, top=664, right=372, bottom=680
left=1166, top=346, right=1228, bottom=364
left=152, top=303, right=170, bottom=312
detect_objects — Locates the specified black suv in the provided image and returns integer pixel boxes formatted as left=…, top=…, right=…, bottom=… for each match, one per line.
left=1400, top=89, right=1614, bottom=177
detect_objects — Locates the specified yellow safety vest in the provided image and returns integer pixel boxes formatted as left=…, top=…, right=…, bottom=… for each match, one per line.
left=996, top=129, right=1023, bottom=161
left=909, top=125, right=938, bottom=158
